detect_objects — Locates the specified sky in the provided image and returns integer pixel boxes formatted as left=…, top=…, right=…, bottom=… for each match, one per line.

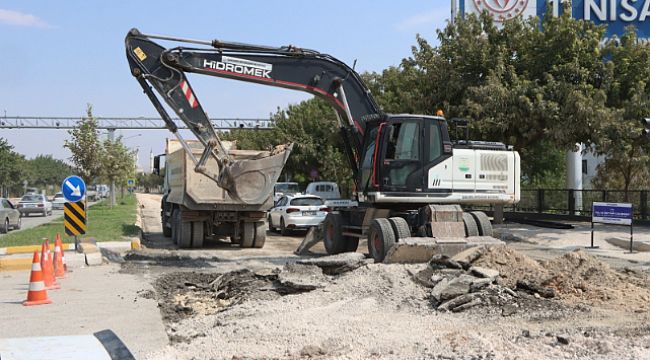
left=0, top=1, right=451, bottom=171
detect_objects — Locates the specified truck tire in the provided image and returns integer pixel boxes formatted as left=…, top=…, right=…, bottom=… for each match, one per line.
left=191, top=221, right=204, bottom=248
left=470, top=211, right=493, bottom=237
left=388, top=217, right=410, bottom=241
left=163, top=223, right=172, bottom=238
left=175, top=210, right=192, bottom=248
left=240, top=222, right=255, bottom=248
left=323, top=213, right=346, bottom=254
left=462, top=212, right=479, bottom=237
left=253, top=221, right=266, bottom=248
left=171, top=209, right=179, bottom=245
left=367, top=218, right=396, bottom=263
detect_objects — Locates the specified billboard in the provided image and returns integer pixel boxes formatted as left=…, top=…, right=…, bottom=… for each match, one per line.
left=460, top=0, right=650, bottom=42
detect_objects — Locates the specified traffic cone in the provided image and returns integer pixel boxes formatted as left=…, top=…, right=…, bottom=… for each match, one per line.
left=41, top=239, right=60, bottom=290
left=23, top=251, right=52, bottom=306
left=55, top=234, right=67, bottom=274
left=53, top=239, right=65, bottom=278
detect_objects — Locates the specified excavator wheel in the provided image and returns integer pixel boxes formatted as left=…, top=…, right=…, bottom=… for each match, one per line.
left=367, top=218, right=396, bottom=263
left=323, top=213, right=346, bottom=254
left=462, top=213, right=480, bottom=237
left=388, top=217, right=410, bottom=241
left=240, top=222, right=255, bottom=248
left=191, top=221, right=205, bottom=248
left=253, top=221, right=266, bottom=248
left=470, top=211, right=493, bottom=237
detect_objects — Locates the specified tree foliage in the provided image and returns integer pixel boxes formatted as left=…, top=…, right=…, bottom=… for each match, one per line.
left=101, top=137, right=136, bottom=192
left=0, top=138, right=27, bottom=196
left=24, top=155, right=73, bottom=190
left=64, top=104, right=102, bottom=184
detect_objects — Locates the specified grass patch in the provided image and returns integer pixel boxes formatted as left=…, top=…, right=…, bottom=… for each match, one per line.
left=1, top=195, right=139, bottom=247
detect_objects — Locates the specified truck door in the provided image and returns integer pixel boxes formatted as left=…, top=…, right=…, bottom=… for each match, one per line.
left=377, top=120, right=423, bottom=193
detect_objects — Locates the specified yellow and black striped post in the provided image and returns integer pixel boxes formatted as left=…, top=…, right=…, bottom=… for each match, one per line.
left=64, top=201, right=87, bottom=236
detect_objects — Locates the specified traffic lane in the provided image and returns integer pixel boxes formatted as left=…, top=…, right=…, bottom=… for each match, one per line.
left=0, top=209, right=64, bottom=237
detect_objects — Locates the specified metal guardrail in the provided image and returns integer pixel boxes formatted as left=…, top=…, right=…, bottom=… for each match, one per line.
left=472, top=189, right=650, bottom=221
left=0, top=116, right=273, bottom=130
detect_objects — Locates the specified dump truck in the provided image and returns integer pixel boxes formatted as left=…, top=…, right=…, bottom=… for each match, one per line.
left=154, top=139, right=290, bottom=248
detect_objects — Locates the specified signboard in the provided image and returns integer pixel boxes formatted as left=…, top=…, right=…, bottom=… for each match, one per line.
left=61, top=175, right=86, bottom=202
left=64, top=201, right=87, bottom=236
left=127, top=179, right=136, bottom=187
left=592, top=202, right=633, bottom=225
left=460, top=0, right=650, bottom=42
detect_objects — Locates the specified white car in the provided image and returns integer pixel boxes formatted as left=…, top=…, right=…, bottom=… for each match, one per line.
left=17, top=194, right=52, bottom=217
left=268, top=194, right=329, bottom=235
left=52, top=192, right=66, bottom=210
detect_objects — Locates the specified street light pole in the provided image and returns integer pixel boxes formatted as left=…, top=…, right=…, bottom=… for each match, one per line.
left=108, top=128, right=116, bottom=207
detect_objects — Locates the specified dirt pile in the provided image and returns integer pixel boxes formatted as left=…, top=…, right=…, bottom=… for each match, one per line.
left=450, top=246, right=650, bottom=311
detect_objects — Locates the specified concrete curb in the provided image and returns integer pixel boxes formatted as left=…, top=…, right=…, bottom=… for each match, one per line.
left=0, top=243, right=74, bottom=256
left=0, top=257, right=33, bottom=271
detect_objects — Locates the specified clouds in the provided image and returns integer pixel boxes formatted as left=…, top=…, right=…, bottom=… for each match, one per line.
left=0, top=9, right=51, bottom=28
left=395, top=9, right=450, bottom=32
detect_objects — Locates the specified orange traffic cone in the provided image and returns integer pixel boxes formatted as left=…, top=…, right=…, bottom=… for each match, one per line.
left=55, top=234, right=67, bottom=272
left=53, top=238, right=65, bottom=278
left=41, top=240, right=60, bottom=290
left=23, top=251, right=52, bottom=306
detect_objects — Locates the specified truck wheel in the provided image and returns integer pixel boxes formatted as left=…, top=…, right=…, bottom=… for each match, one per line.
left=171, top=209, right=179, bottom=244
left=367, top=218, right=396, bottom=263
left=463, top=212, right=479, bottom=237
left=388, top=217, right=410, bottom=241
left=323, top=213, right=345, bottom=254
left=253, top=221, right=266, bottom=248
left=470, top=211, right=493, bottom=237
left=162, top=222, right=172, bottom=237
left=240, top=222, right=255, bottom=248
left=191, top=221, right=204, bottom=248
left=280, top=218, right=290, bottom=236
left=175, top=211, right=191, bottom=248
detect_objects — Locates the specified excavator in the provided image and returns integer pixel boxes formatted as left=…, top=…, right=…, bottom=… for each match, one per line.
left=125, top=29, right=520, bottom=262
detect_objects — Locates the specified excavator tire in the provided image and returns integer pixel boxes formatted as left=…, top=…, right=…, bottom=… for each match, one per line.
left=240, top=222, right=255, bottom=248
left=470, top=211, right=493, bottom=237
left=253, top=221, right=266, bottom=248
left=388, top=217, right=410, bottom=241
left=367, top=218, right=396, bottom=263
left=191, top=221, right=204, bottom=248
left=323, top=213, right=346, bottom=254
left=462, top=212, right=479, bottom=237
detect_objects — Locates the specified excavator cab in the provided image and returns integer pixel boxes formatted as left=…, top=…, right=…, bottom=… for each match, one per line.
left=361, top=115, right=452, bottom=197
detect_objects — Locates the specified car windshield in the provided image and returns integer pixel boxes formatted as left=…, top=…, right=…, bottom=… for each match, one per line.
left=290, top=197, right=323, bottom=206
left=21, top=195, right=42, bottom=202
left=275, top=183, right=300, bottom=193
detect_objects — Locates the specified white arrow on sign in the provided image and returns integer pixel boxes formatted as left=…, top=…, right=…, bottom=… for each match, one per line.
left=65, top=180, right=81, bottom=197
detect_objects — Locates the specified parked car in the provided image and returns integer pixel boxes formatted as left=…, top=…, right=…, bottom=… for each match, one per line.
left=97, top=184, right=110, bottom=199
left=52, top=192, right=67, bottom=210
left=0, top=198, right=21, bottom=233
left=273, top=182, right=301, bottom=203
left=17, top=194, right=52, bottom=217
left=304, top=181, right=358, bottom=209
left=268, top=194, right=329, bottom=235
left=86, top=185, right=99, bottom=202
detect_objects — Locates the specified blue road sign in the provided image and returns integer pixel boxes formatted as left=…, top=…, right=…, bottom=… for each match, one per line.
left=61, top=175, right=86, bottom=202
left=592, top=202, right=633, bottom=225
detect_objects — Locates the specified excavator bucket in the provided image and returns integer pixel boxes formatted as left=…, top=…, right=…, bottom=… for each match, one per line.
left=221, top=144, right=293, bottom=204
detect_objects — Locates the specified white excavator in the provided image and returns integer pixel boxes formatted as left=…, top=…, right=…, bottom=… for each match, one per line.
left=125, top=29, right=520, bottom=262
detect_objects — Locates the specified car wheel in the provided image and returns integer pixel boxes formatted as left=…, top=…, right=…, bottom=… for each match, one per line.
left=0, top=218, right=8, bottom=234
left=14, top=217, right=21, bottom=230
left=280, top=217, right=289, bottom=236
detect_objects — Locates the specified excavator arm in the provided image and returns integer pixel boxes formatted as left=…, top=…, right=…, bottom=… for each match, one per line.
left=125, top=29, right=382, bottom=202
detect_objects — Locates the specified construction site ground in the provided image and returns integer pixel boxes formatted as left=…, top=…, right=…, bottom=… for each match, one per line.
left=2, top=192, right=650, bottom=359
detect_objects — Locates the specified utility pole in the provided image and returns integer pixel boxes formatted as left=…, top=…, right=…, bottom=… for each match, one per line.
left=451, top=0, right=457, bottom=24
left=108, top=128, right=116, bottom=207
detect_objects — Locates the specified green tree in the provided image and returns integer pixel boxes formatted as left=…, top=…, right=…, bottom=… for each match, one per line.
left=101, top=137, right=135, bottom=206
left=64, top=104, right=103, bottom=184
left=24, top=155, right=73, bottom=191
left=0, top=138, right=27, bottom=197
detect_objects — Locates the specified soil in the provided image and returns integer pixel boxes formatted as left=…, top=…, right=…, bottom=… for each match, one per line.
left=132, top=193, right=650, bottom=360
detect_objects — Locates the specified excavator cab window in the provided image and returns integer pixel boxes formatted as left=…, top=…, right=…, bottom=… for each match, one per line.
left=360, top=127, right=378, bottom=192
left=378, top=120, right=423, bottom=191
